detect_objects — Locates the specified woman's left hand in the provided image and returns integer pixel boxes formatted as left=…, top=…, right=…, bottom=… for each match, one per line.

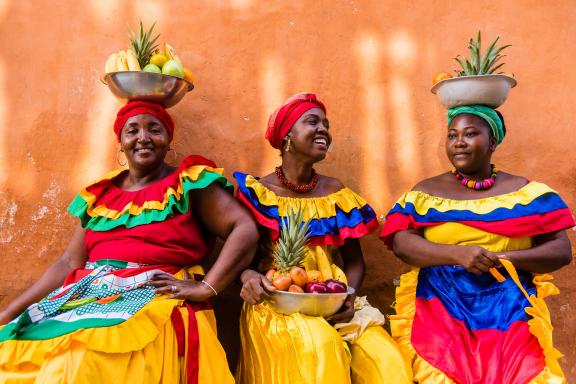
left=326, top=294, right=356, bottom=324
left=148, top=271, right=214, bottom=302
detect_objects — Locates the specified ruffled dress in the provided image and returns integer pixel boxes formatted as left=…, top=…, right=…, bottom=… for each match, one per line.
left=0, top=155, right=235, bottom=384
left=234, top=172, right=413, bottom=384
left=380, top=181, right=576, bottom=384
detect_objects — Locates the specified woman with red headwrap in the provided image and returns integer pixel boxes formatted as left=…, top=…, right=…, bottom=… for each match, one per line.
left=0, top=101, right=258, bottom=383
left=233, top=94, right=412, bottom=383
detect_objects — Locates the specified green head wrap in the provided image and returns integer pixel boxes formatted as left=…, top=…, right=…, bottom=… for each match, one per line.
left=447, top=105, right=505, bottom=144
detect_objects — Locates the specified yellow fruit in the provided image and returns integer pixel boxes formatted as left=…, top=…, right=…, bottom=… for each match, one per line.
left=183, top=67, right=195, bottom=83
left=104, top=53, right=118, bottom=73
left=116, top=50, right=129, bottom=71
left=163, top=43, right=182, bottom=64
left=432, top=71, right=452, bottom=85
left=125, top=49, right=141, bottom=71
left=149, top=53, right=168, bottom=68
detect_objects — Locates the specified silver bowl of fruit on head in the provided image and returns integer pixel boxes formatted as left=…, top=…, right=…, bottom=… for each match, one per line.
left=431, top=32, right=516, bottom=109
left=101, top=22, right=194, bottom=108
left=263, top=208, right=352, bottom=318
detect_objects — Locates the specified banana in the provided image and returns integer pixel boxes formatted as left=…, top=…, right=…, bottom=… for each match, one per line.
left=331, top=264, right=348, bottom=285
left=104, top=53, right=118, bottom=73
left=125, top=49, right=141, bottom=71
left=116, top=50, right=129, bottom=71
left=163, top=43, right=182, bottom=65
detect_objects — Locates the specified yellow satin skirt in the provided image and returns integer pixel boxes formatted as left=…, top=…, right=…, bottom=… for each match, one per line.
left=0, top=299, right=234, bottom=384
left=236, top=302, right=412, bottom=384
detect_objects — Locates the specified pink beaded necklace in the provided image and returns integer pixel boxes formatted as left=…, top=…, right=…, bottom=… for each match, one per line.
left=451, top=164, right=498, bottom=191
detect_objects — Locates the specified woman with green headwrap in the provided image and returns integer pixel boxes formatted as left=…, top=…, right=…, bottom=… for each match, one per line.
left=380, top=104, right=574, bottom=382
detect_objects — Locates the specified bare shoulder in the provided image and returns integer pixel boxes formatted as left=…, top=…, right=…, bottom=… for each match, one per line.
left=497, top=172, right=530, bottom=190
left=318, top=174, right=346, bottom=194
left=410, top=173, right=452, bottom=194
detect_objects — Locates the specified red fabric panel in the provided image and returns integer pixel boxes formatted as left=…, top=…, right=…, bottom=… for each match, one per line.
left=412, top=296, right=545, bottom=384
left=380, top=209, right=575, bottom=249
left=85, top=213, right=214, bottom=268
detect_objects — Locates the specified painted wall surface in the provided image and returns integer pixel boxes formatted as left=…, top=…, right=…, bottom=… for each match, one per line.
left=1, top=0, right=575, bottom=378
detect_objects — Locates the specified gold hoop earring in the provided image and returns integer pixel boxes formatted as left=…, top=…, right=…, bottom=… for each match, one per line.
left=116, top=148, right=127, bottom=166
left=285, top=137, right=291, bottom=153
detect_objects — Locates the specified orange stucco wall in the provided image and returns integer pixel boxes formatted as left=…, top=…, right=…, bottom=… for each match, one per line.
left=1, top=0, right=575, bottom=379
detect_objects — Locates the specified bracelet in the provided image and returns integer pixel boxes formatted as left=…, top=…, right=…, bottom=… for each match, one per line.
left=201, top=280, right=218, bottom=296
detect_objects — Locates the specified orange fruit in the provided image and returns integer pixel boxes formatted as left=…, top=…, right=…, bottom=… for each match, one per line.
left=432, top=71, right=452, bottom=85
left=288, top=284, right=304, bottom=293
left=289, top=267, right=308, bottom=287
left=265, top=269, right=276, bottom=281
left=272, top=275, right=292, bottom=291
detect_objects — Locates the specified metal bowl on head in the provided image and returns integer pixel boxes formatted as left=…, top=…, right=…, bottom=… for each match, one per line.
left=266, top=287, right=355, bottom=317
left=431, top=74, right=517, bottom=109
left=103, top=71, right=194, bottom=108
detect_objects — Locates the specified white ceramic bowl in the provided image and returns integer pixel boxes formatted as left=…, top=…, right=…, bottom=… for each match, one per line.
left=102, top=71, right=193, bottom=108
left=431, top=74, right=517, bottom=108
left=266, top=287, right=354, bottom=317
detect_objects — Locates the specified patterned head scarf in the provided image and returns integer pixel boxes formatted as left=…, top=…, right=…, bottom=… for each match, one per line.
left=113, top=101, right=175, bottom=142
left=265, top=93, right=326, bottom=149
left=447, top=105, right=505, bottom=144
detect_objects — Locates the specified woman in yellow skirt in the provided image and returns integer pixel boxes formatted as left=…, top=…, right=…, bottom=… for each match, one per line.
left=0, top=101, right=258, bottom=383
left=234, top=93, right=412, bottom=384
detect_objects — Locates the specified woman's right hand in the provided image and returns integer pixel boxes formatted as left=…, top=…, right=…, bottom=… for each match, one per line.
left=240, top=270, right=276, bottom=304
left=455, top=245, right=501, bottom=275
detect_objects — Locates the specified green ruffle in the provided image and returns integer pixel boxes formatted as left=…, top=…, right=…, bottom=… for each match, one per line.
left=67, top=171, right=232, bottom=231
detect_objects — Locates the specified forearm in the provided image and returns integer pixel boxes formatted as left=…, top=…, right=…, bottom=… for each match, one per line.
left=504, top=236, right=572, bottom=273
left=3, top=257, right=76, bottom=318
left=393, top=230, right=459, bottom=267
left=203, top=222, right=258, bottom=293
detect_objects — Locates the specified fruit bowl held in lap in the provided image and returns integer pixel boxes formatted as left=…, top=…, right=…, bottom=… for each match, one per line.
left=266, top=286, right=355, bottom=317
left=103, top=71, right=193, bottom=108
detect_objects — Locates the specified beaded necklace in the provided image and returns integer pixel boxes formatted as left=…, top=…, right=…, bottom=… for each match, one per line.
left=275, top=166, right=318, bottom=193
left=451, top=164, right=498, bottom=191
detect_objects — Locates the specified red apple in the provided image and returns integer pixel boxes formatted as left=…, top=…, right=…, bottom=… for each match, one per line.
left=324, top=279, right=347, bottom=293
left=305, top=282, right=328, bottom=294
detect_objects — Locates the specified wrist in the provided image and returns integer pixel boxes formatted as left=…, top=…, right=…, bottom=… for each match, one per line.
left=240, top=269, right=259, bottom=284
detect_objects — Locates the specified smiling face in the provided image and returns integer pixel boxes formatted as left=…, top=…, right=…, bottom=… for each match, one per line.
left=445, top=113, right=497, bottom=176
left=120, top=114, right=171, bottom=169
left=283, top=108, right=331, bottom=162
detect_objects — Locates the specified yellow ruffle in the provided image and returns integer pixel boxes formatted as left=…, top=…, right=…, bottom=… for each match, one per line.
left=395, top=181, right=557, bottom=215
left=243, top=174, right=370, bottom=220
left=236, top=301, right=412, bottom=384
left=0, top=266, right=234, bottom=383
left=499, top=259, right=566, bottom=383
left=80, top=165, right=225, bottom=219
left=390, top=262, right=566, bottom=383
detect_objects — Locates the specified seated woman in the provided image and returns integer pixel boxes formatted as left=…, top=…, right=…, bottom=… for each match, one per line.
left=0, top=101, right=259, bottom=383
left=234, top=93, right=412, bottom=384
left=381, top=105, right=574, bottom=383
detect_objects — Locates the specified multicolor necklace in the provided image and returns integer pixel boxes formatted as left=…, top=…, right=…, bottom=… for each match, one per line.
left=275, top=166, right=318, bottom=193
left=451, top=164, right=498, bottom=191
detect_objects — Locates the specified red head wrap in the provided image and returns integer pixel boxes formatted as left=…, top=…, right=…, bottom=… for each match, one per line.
left=113, top=101, right=175, bottom=142
left=265, top=93, right=326, bottom=149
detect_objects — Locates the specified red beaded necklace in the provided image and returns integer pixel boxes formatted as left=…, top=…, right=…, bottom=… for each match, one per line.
left=275, top=166, right=318, bottom=193
left=451, top=164, right=498, bottom=191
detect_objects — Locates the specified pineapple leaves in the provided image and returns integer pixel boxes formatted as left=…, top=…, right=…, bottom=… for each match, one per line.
left=454, top=31, right=510, bottom=76
left=272, top=207, right=312, bottom=273
left=129, top=21, right=160, bottom=68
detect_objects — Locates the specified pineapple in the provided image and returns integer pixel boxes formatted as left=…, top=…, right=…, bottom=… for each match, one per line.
left=454, top=31, right=511, bottom=77
left=269, top=207, right=311, bottom=290
left=273, top=207, right=311, bottom=273
left=129, top=21, right=160, bottom=69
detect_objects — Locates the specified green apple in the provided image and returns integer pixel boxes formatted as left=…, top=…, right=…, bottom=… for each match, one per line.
left=161, top=59, right=184, bottom=78
left=143, top=63, right=161, bottom=73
